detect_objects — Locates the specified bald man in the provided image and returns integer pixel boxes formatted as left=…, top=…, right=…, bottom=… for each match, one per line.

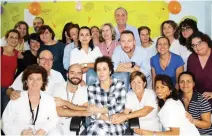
left=114, top=7, right=141, bottom=46
left=6, top=50, right=65, bottom=100
left=52, top=64, right=90, bottom=135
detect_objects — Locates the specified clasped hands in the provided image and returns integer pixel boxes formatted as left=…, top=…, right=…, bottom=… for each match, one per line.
left=86, top=104, right=127, bottom=124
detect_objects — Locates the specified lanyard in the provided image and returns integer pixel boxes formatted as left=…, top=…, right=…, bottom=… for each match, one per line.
left=29, top=95, right=41, bottom=125
left=66, top=82, right=76, bottom=103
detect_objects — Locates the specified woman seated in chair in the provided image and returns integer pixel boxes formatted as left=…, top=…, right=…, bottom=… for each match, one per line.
left=87, top=56, right=127, bottom=135
left=134, top=75, right=200, bottom=136
left=2, top=64, right=58, bottom=135
left=111, top=71, right=161, bottom=132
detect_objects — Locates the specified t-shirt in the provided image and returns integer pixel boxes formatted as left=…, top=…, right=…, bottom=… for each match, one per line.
left=158, top=99, right=200, bottom=136
left=125, top=89, right=161, bottom=131
left=1, top=47, right=18, bottom=87
left=150, top=52, right=184, bottom=85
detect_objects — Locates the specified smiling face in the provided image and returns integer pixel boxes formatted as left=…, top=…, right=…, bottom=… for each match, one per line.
left=33, top=18, right=43, bottom=32
left=68, top=64, right=82, bottom=85
left=102, top=25, right=113, bottom=41
left=69, top=27, right=79, bottom=42
left=16, top=24, right=27, bottom=38
left=115, top=8, right=128, bottom=26
left=191, top=37, right=210, bottom=56
left=30, top=40, right=40, bottom=52
left=79, top=28, right=92, bottom=46
left=131, top=76, right=146, bottom=93
left=163, top=23, right=175, bottom=38
left=179, top=74, right=195, bottom=94
left=6, top=32, right=19, bottom=47
left=40, top=29, right=53, bottom=44
left=155, top=80, right=171, bottom=101
left=120, top=33, right=135, bottom=54
left=37, top=50, right=53, bottom=73
left=96, top=62, right=110, bottom=82
left=181, top=27, right=194, bottom=39
left=139, top=29, right=150, bottom=44
left=91, top=27, right=100, bottom=39
left=157, top=38, right=170, bottom=55
left=26, top=73, right=43, bottom=91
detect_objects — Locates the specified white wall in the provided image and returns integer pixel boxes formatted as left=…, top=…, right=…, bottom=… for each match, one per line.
left=169, top=1, right=212, bottom=37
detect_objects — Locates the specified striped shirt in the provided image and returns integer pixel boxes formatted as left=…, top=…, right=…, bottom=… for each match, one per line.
left=180, top=91, right=212, bottom=135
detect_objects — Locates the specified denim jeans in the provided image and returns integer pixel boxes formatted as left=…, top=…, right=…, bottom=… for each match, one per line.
left=1, top=87, right=10, bottom=118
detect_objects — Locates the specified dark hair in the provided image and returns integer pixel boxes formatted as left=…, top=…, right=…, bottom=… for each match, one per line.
left=60, top=22, right=73, bottom=44
left=178, top=71, right=195, bottom=84
left=5, top=29, right=21, bottom=40
left=155, top=75, right=179, bottom=108
left=120, top=30, right=135, bottom=39
left=34, top=17, right=44, bottom=24
left=94, top=56, right=114, bottom=76
left=27, top=33, right=41, bottom=45
left=22, top=64, right=48, bottom=91
left=91, top=26, right=100, bottom=32
left=38, top=25, right=55, bottom=40
left=161, top=20, right=179, bottom=39
left=114, top=7, right=128, bottom=15
left=156, top=36, right=171, bottom=48
left=14, top=21, right=29, bottom=41
left=178, top=71, right=196, bottom=97
left=138, top=26, right=153, bottom=42
left=67, top=23, right=80, bottom=42
left=189, top=31, right=212, bottom=52
left=178, top=18, right=198, bottom=50
left=78, top=26, right=94, bottom=51
left=130, top=71, right=147, bottom=88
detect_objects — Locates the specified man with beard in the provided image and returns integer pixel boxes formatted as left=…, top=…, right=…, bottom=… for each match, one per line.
left=112, top=30, right=150, bottom=83
left=33, top=17, right=44, bottom=32
left=51, top=64, right=90, bottom=135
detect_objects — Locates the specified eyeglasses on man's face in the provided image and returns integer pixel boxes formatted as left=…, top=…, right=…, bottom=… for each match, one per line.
left=39, top=57, right=54, bottom=62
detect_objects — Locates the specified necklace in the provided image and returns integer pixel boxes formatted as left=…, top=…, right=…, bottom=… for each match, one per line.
left=159, top=53, right=171, bottom=72
left=105, top=41, right=113, bottom=54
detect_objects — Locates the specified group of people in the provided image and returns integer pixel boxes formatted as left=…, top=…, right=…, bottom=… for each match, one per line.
left=1, top=6, right=212, bottom=135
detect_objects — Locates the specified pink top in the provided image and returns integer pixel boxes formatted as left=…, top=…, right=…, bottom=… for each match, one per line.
left=98, top=40, right=120, bottom=57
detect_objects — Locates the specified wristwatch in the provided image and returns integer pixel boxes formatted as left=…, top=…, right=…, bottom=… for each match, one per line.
left=131, top=61, right=136, bottom=68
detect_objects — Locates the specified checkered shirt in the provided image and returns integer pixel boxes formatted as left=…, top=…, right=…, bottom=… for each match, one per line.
left=87, top=78, right=127, bottom=135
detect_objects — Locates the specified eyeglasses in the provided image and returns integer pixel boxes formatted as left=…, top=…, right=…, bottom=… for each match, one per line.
left=181, top=27, right=192, bottom=32
left=191, top=41, right=203, bottom=49
left=39, top=57, right=54, bottom=62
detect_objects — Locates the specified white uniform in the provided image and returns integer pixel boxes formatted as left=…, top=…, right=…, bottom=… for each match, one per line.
left=2, top=91, right=59, bottom=135
left=51, top=82, right=88, bottom=135
left=125, top=89, right=161, bottom=131
left=158, top=99, right=200, bottom=136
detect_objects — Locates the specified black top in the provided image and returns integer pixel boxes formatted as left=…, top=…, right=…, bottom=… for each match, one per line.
left=15, top=50, right=37, bottom=78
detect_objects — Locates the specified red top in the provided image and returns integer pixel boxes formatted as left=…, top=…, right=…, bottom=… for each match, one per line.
left=1, top=47, right=18, bottom=87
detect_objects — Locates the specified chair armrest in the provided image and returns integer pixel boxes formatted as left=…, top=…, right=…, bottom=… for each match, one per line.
left=70, top=117, right=82, bottom=132
left=129, top=117, right=140, bottom=129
